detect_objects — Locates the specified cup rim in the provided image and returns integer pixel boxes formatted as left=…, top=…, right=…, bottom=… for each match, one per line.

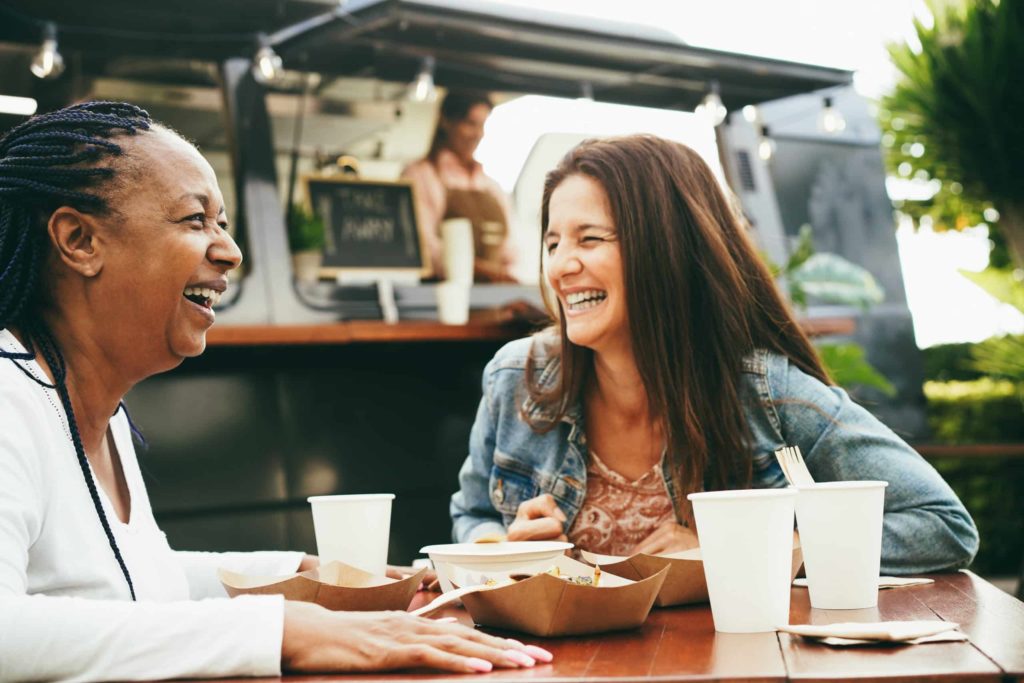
left=687, top=488, right=796, bottom=502
left=307, top=494, right=396, bottom=503
left=794, top=480, right=889, bottom=491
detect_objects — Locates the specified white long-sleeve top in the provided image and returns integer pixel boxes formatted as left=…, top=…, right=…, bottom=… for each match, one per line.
left=0, top=329, right=304, bottom=682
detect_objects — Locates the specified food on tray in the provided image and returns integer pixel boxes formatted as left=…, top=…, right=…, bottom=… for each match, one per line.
left=472, top=532, right=508, bottom=543
left=489, top=564, right=602, bottom=586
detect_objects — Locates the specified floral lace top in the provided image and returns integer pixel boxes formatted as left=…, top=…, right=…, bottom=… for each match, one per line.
left=567, top=450, right=675, bottom=556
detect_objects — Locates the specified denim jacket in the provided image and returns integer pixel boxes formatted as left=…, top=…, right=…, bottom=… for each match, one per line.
left=451, top=336, right=979, bottom=575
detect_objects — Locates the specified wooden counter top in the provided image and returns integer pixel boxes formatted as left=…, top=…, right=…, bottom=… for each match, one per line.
left=205, top=315, right=856, bottom=347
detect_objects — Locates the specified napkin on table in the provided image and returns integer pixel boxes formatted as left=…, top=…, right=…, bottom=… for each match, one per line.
left=778, top=620, right=966, bottom=647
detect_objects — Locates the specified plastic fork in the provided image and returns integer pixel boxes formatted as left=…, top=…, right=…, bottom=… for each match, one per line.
left=774, top=445, right=816, bottom=486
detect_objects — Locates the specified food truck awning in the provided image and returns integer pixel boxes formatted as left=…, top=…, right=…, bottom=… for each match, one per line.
left=0, top=0, right=851, bottom=110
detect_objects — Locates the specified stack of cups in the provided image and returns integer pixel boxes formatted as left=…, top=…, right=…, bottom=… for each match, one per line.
left=794, top=481, right=888, bottom=609
left=688, top=489, right=797, bottom=633
left=438, top=218, right=474, bottom=325
left=307, top=494, right=396, bottom=576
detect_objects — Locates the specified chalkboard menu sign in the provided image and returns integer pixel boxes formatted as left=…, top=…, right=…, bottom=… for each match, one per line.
left=304, top=175, right=426, bottom=279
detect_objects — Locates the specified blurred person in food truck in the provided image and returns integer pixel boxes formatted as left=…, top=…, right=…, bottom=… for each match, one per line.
left=449, top=134, right=979, bottom=575
left=0, top=101, right=552, bottom=682
left=401, top=89, right=517, bottom=282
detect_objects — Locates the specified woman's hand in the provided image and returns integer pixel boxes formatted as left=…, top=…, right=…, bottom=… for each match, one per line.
left=282, top=602, right=552, bottom=673
left=631, top=521, right=699, bottom=556
left=297, top=555, right=319, bottom=572
left=507, top=494, right=568, bottom=542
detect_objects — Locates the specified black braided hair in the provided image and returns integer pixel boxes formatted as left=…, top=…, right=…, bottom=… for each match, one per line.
left=0, top=101, right=154, bottom=601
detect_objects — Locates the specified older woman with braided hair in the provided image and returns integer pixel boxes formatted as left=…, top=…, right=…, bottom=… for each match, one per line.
left=0, top=102, right=551, bottom=681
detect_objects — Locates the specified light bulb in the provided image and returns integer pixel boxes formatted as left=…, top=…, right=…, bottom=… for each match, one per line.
left=409, top=56, right=437, bottom=102
left=818, top=96, right=846, bottom=134
left=30, top=24, right=64, bottom=80
left=742, top=105, right=759, bottom=123
left=758, top=126, right=776, bottom=161
left=252, top=40, right=282, bottom=85
left=695, top=81, right=728, bottom=127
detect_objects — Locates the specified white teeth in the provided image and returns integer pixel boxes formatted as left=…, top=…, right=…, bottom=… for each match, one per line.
left=182, top=286, right=223, bottom=307
left=565, top=289, right=607, bottom=308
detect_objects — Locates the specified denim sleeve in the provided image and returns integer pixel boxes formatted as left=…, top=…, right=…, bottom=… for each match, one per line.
left=450, top=359, right=507, bottom=543
left=773, top=358, right=979, bottom=574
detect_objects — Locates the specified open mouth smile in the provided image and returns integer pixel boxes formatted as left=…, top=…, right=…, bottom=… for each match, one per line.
left=565, top=289, right=607, bottom=312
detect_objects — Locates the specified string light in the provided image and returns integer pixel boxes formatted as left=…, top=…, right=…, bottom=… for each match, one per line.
left=408, top=56, right=437, bottom=102
left=30, top=22, right=64, bottom=79
left=252, top=34, right=283, bottom=85
left=742, top=105, right=759, bottom=123
left=0, top=95, right=38, bottom=116
left=757, top=125, right=776, bottom=162
left=818, top=96, right=846, bottom=134
left=695, top=80, right=728, bottom=127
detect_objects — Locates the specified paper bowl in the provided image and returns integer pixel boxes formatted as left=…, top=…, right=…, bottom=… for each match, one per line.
left=420, top=541, right=573, bottom=593
left=218, top=560, right=425, bottom=611
left=452, top=555, right=668, bottom=637
left=580, top=537, right=803, bottom=608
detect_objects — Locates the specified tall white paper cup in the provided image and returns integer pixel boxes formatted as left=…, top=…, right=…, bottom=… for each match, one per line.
left=795, top=481, right=888, bottom=609
left=441, top=218, right=474, bottom=283
left=688, top=488, right=796, bottom=633
left=307, top=494, right=395, bottom=575
left=436, top=281, right=470, bottom=325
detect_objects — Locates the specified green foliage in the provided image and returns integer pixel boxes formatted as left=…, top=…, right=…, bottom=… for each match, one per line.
left=880, top=0, right=1024, bottom=263
left=789, top=254, right=886, bottom=310
left=922, top=341, right=980, bottom=381
left=287, top=204, right=325, bottom=252
left=969, top=335, right=1024, bottom=380
left=923, top=378, right=1024, bottom=442
left=959, top=267, right=1024, bottom=314
left=930, top=455, right=1024, bottom=575
left=817, top=343, right=897, bottom=396
left=773, top=224, right=886, bottom=311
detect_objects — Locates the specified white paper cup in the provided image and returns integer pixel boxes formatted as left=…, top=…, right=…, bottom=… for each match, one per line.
left=436, top=281, right=470, bottom=325
left=688, top=488, right=797, bottom=633
left=441, top=218, right=474, bottom=283
left=795, top=481, right=888, bottom=609
left=307, top=494, right=395, bottom=576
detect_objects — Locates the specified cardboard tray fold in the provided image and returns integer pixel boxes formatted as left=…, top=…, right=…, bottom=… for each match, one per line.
left=219, top=561, right=426, bottom=611
left=581, top=539, right=803, bottom=607
left=453, top=555, right=668, bottom=637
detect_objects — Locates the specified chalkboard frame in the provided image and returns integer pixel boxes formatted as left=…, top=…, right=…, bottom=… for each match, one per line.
left=302, top=174, right=428, bottom=280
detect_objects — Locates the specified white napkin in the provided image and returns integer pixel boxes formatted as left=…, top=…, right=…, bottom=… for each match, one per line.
left=792, top=576, right=934, bottom=589
left=778, top=620, right=965, bottom=646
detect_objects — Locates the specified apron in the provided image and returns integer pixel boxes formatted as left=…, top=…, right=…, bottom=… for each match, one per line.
left=444, top=187, right=511, bottom=282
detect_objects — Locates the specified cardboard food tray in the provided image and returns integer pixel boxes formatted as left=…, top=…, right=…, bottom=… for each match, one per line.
left=451, top=554, right=668, bottom=637
left=219, top=561, right=426, bottom=611
left=581, top=539, right=803, bottom=608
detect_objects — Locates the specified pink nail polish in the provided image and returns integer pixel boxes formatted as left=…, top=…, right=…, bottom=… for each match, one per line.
left=524, top=644, right=554, bottom=663
left=466, top=657, right=493, bottom=673
left=504, top=649, right=536, bottom=667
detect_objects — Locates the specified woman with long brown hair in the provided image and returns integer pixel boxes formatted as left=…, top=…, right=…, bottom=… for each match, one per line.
left=451, top=134, right=977, bottom=573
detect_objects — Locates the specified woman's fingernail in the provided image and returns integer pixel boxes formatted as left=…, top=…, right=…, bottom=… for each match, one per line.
left=504, top=649, right=537, bottom=667
left=524, top=644, right=554, bottom=662
left=466, top=657, right=493, bottom=673
left=506, top=638, right=525, bottom=648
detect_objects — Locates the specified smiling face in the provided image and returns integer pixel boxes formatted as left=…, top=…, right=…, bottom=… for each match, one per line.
left=544, top=174, right=629, bottom=355
left=83, top=127, right=242, bottom=372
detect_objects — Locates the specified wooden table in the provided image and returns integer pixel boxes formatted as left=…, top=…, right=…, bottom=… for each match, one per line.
left=208, top=571, right=1024, bottom=682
